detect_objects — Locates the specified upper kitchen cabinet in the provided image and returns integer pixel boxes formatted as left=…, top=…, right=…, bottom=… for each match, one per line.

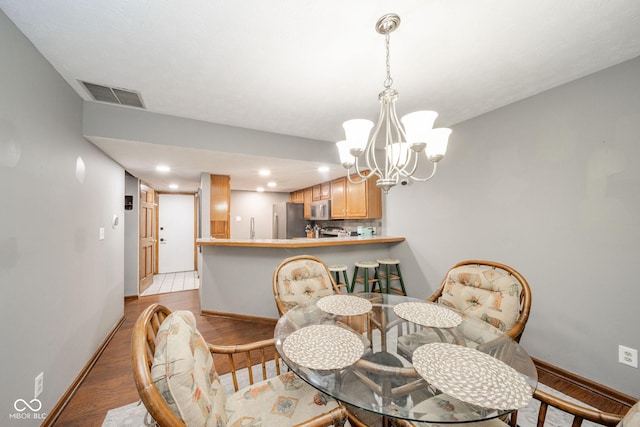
left=303, top=187, right=313, bottom=219
left=320, top=182, right=331, bottom=200
left=289, top=190, right=304, bottom=203
left=312, top=183, right=330, bottom=201
left=210, top=174, right=230, bottom=238
left=330, top=177, right=347, bottom=218
left=331, top=174, right=382, bottom=219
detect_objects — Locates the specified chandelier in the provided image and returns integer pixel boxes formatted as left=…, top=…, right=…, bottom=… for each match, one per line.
left=336, top=13, right=452, bottom=193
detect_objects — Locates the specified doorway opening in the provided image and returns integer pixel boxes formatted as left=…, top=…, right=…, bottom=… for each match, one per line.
left=140, top=270, right=199, bottom=296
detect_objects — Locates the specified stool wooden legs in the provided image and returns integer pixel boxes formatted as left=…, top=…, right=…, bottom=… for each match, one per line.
left=377, top=259, right=407, bottom=295
left=351, top=265, right=380, bottom=293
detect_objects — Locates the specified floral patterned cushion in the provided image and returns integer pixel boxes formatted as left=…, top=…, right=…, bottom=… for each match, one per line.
left=276, top=259, right=335, bottom=312
left=439, top=265, right=521, bottom=333
left=619, top=400, right=640, bottom=427
left=150, top=310, right=227, bottom=426
left=225, top=371, right=341, bottom=427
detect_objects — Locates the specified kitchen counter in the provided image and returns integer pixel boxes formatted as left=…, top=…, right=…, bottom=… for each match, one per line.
left=197, top=235, right=407, bottom=320
left=196, top=236, right=404, bottom=248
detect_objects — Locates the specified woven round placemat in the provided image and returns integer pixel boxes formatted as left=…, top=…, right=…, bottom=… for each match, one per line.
left=413, top=342, right=533, bottom=410
left=283, top=324, right=364, bottom=370
left=393, top=302, right=463, bottom=328
left=316, top=294, right=373, bottom=316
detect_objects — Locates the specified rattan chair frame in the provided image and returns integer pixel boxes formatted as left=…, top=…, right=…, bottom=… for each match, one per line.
left=272, top=254, right=344, bottom=316
left=132, top=303, right=348, bottom=427
left=427, top=259, right=532, bottom=342
left=401, top=387, right=627, bottom=427
left=509, top=387, right=625, bottom=427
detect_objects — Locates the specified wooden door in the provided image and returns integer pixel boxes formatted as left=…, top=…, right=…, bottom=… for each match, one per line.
left=139, top=184, right=156, bottom=293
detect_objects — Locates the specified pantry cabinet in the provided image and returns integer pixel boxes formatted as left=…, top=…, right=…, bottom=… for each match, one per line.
left=210, top=174, right=230, bottom=238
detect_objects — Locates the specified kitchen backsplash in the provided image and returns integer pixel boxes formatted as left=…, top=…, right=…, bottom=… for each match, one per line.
left=311, top=219, right=383, bottom=235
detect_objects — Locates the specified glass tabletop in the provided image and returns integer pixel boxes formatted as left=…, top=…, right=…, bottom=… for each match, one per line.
left=274, top=293, right=538, bottom=424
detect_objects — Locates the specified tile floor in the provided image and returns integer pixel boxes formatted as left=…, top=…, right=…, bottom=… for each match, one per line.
left=140, top=271, right=199, bottom=296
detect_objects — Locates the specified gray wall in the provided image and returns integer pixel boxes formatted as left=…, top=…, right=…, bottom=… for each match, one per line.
left=387, top=56, right=640, bottom=398
left=230, top=191, right=290, bottom=239
left=0, top=10, right=125, bottom=424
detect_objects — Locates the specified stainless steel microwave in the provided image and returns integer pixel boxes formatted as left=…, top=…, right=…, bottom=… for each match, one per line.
left=310, top=200, right=331, bottom=221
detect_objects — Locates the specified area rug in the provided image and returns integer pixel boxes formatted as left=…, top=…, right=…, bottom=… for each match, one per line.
left=102, top=366, right=597, bottom=427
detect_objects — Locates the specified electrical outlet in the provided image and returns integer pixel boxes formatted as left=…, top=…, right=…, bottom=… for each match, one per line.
left=618, top=345, right=638, bottom=368
left=34, top=372, right=44, bottom=398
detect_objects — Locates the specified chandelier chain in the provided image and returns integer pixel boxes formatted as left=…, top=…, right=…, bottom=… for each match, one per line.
left=384, top=32, right=393, bottom=89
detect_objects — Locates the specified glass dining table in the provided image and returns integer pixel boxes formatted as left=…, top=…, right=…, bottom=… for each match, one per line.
left=274, top=293, right=537, bottom=426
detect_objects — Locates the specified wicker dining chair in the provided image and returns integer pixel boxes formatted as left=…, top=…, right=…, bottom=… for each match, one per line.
left=272, top=254, right=345, bottom=316
left=349, top=387, right=636, bottom=427
left=401, top=386, right=634, bottom=427
left=131, top=303, right=348, bottom=426
left=396, top=260, right=532, bottom=361
left=272, top=255, right=370, bottom=427
left=509, top=387, right=630, bottom=427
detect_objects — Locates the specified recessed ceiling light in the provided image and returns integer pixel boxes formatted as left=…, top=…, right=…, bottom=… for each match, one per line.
left=169, top=184, right=179, bottom=189
left=318, top=166, right=330, bottom=173
left=156, top=165, right=170, bottom=172
left=256, top=187, right=265, bottom=192
left=267, top=181, right=277, bottom=187
left=258, top=169, right=271, bottom=176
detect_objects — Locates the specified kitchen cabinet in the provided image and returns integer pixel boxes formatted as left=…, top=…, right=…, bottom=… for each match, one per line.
left=330, top=177, right=347, bottom=218
left=330, top=174, right=382, bottom=219
left=290, top=190, right=304, bottom=203
left=312, top=185, right=321, bottom=201
left=210, top=174, right=230, bottom=238
left=303, top=187, right=313, bottom=219
left=320, top=182, right=331, bottom=200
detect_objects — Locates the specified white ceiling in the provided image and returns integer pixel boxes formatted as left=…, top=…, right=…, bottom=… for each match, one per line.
left=2, top=0, right=640, bottom=192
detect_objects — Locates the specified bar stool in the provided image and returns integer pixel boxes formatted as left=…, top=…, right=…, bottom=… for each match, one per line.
left=327, top=263, right=350, bottom=293
left=376, top=258, right=406, bottom=295
left=351, top=261, right=380, bottom=293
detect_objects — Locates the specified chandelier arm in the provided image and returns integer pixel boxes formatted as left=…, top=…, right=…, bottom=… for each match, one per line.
left=407, top=159, right=438, bottom=182
left=346, top=169, right=372, bottom=184
left=400, top=152, right=420, bottom=177
left=364, top=105, right=386, bottom=178
left=352, top=159, right=378, bottom=181
left=383, top=103, right=394, bottom=179
left=388, top=101, right=412, bottom=176
left=382, top=99, right=405, bottom=179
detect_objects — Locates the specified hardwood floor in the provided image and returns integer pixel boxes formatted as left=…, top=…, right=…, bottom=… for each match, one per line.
left=53, top=290, right=275, bottom=426
left=52, top=289, right=631, bottom=426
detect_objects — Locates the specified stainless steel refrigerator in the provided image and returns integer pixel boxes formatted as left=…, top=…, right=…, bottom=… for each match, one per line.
left=272, top=202, right=306, bottom=239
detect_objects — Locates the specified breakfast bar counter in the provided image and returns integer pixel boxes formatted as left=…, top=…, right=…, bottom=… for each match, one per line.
left=197, top=236, right=404, bottom=248
left=196, top=236, right=406, bottom=320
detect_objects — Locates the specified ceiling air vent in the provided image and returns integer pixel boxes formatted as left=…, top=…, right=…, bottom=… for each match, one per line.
left=81, top=81, right=145, bottom=109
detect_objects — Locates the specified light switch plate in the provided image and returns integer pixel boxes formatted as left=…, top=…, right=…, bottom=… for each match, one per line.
left=99, top=227, right=105, bottom=240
